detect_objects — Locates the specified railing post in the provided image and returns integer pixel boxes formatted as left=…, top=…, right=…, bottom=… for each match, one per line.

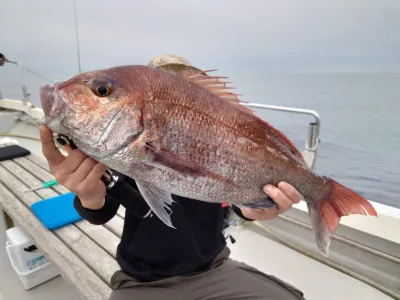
left=21, top=85, right=30, bottom=104
left=242, top=103, right=321, bottom=170
left=303, top=122, right=320, bottom=170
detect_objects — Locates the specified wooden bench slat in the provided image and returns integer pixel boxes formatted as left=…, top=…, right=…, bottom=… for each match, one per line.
left=0, top=181, right=112, bottom=300
left=25, top=153, right=52, bottom=171
left=0, top=162, right=120, bottom=284
left=12, top=157, right=126, bottom=233
left=75, top=221, right=119, bottom=258
left=14, top=156, right=70, bottom=194
left=2, top=159, right=121, bottom=257
left=117, top=206, right=125, bottom=219
left=104, top=217, right=124, bottom=238
left=26, top=154, right=127, bottom=221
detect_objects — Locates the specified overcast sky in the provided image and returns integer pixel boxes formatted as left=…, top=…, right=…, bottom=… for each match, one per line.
left=0, top=0, right=399, bottom=101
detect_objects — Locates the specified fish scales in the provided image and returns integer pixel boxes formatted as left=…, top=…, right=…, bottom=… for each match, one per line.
left=39, top=64, right=377, bottom=256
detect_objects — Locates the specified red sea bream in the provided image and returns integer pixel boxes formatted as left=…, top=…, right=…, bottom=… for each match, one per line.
left=39, top=64, right=377, bottom=255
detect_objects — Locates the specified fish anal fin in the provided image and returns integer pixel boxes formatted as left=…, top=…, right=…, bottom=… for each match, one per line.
left=241, top=197, right=277, bottom=210
left=135, top=180, right=176, bottom=228
left=309, top=177, right=377, bottom=256
left=308, top=202, right=332, bottom=256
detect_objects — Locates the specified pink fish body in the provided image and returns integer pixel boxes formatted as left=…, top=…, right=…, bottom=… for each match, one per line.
left=40, top=64, right=377, bottom=255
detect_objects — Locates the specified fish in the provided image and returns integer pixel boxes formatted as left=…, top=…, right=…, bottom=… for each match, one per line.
left=39, top=63, right=377, bottom=256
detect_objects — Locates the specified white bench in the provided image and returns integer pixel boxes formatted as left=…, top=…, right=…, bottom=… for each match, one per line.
left=0, top=154, right=125, bottom=300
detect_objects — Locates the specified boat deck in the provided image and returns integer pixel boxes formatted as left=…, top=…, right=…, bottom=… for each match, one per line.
left=0, top=110, right=397, bottom=300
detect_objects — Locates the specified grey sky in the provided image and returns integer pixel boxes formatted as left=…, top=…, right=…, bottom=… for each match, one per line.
left=1, top=0, right=399, bottom=102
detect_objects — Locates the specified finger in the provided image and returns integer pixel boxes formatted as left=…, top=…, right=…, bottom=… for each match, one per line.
left=59, top=144, right=74, bottom=155
left=80, top=163, right=108, bottom=188
left=40, top=125, right=64, bottom=166
left=70, top=156, right=99, bottom=183
left=60, top=149, right=89, bottom=175
left=277, top=182, right=303, bottom=204
left=263, top=185, right=293, bottom=213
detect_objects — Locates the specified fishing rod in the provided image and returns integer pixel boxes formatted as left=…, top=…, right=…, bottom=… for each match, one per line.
left=0, top=53, right=54, bottom=83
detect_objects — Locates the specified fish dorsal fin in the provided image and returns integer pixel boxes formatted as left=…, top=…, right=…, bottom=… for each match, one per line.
left=184, top=69, right=304, bottom=159
left=179, top=69, right=255, bottom=115
left=266, top=124, right=304, bottom=159
left=160, top=65, right=304, bottom=160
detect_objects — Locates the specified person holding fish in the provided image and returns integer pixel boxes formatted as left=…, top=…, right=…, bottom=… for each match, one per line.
left=39, top=54, right=375, bottom=300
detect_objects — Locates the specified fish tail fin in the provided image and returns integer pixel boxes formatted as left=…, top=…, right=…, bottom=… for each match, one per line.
left=308, top=177, right=377, bottom=256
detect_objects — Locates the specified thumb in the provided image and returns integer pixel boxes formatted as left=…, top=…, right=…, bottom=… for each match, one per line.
left=40, top=125, right=65, bottom=166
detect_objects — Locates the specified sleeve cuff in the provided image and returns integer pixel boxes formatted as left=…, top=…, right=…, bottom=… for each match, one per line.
left=74, top=194, right=119, bottom=225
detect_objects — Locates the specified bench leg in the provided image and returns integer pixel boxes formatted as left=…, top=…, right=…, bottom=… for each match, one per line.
left=0, top=206, right=14, bottom=230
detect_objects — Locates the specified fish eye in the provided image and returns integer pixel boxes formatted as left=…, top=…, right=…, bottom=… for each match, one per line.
left=94, top=84, right=112, bottom=97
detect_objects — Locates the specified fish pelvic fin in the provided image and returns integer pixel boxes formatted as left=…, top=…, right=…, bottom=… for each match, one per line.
left=309, top=177, right=377, bottom=256
left=135, top=180, right=176, bottom=229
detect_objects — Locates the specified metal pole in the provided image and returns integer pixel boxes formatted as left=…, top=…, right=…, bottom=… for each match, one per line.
left=242, top=102, right=321, bottom=170
left=74, top=0, right=82, bottom=74
left=16, top=62, right=30, bottom=104
left=306, top=122, right=319, bottom=150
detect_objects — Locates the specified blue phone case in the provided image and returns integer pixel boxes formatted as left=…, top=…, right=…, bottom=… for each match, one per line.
left=31, top=192, right=82, bottom=229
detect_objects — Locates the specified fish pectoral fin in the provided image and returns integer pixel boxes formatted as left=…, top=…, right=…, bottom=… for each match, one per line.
left=143, top=143, right=208, bottom=177
left=135, top=180, right=176, bottom=229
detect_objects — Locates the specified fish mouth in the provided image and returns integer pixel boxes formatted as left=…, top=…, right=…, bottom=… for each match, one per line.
left=40, top=84, right=66, bottom=119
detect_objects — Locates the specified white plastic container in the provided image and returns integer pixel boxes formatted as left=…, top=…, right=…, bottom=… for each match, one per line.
left=5, top=226, right=59, bottom=290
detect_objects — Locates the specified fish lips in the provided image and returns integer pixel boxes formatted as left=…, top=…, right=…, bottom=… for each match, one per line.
left=40, top=84, right=68, bottom=120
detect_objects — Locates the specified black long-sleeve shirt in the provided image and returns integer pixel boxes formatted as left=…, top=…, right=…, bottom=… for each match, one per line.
left=73, top=171, right=249, bottom=282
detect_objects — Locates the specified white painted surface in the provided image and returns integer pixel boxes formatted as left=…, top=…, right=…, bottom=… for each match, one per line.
left=227, top=225, right=393, bottom=300
left=0, top=215, right=80, bottom=300
left=0, top=101, right=398, bottom=300
left=294, top=200, right=400, bottom=244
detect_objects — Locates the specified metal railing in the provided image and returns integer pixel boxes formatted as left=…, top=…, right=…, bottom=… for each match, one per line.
left=0, top=60, right=31, bottom=103
left=0, top=58, right=53, bottom=103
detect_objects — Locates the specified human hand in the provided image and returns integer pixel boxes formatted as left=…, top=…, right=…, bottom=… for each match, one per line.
left=39, top=125, right=108, bottom=210
left=241, top=182, right=302, bottom=220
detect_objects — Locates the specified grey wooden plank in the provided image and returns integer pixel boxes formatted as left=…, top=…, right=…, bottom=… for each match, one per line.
left=3, top=159, right=120, bottom=257
left=104, top=217, right=123, bottom=238
left=25, top=154, right=126, bottom=221
left=13, top=157, right=126, bottom=230
left=74, top=221, right=119, bottom=258
left=117, top=206, right=125, bottom=219
left=0, top=162, right=120, bottom=284
left=24, top=153, right=50, bottom=171
left=14, top=156, right=69, bottom=194
left=0, top=181, right=112, bottom=300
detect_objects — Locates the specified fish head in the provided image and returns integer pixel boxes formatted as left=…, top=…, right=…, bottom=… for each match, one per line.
left=39, top=67, right=144, bottom=159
